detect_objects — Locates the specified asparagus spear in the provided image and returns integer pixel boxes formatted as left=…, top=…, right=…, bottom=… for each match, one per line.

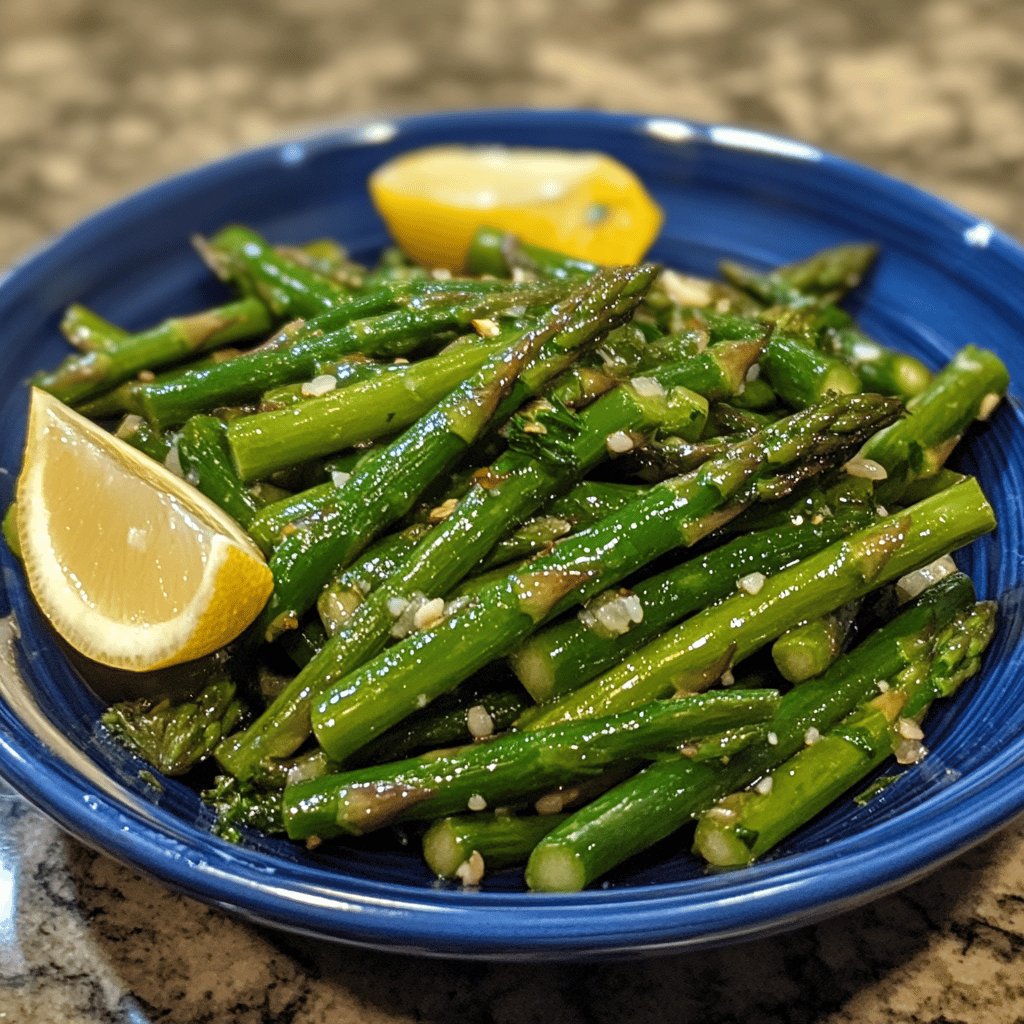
left=859, top=345, right=1009, bottom=502
left=424, top=812, right=570, bottom=881
left=198, top=226, right=353, bottom=317
left=60, top=304, right=129, bottom=355
left=317, top=524, right=432, bottom=632
left=247, top=449, right=382, bottom=554
left=511, top=508, right=874, bottom=704
left=823, top=324, right=932, bottom=400
left=284, top=690, right=781, bottom=840
left=257, top=267, right=656, bottom=643
left=770, top=602, right=860, bottom=684
left=720, top=243, right=878, bottom=308
left=349, top=686, right=530, bottom=766
left=176, top=415, right=262, bottom=528
left=694, top=599, right=996, bottom=866
left=32, top=297, right=274, bottom=406
left=308, top=395, right=900, bottom=763
left=275, top=239, right=366, bottom=291
left=760, top=335, right=861, bottom=409
left=136, top=282, right=564, bottom=429
left=525, top=480, right=992, bottom=728
left=466, top=226, right=597, bottom=280
left=525, top=573, right=977, bottom=890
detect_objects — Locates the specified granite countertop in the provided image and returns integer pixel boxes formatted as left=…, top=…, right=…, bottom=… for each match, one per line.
left=2, top=0, right=1024, bottom=1020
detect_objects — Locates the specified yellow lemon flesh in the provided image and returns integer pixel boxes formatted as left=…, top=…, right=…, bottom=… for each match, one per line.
left=369, top=145, right=663, bottom=271
left=16, top=389, right=273, bottom=671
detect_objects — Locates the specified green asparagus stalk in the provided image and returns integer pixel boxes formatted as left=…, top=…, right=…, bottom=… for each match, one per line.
left=859, top=345, right=1009, bottom=503
left=424, top=812, right=570, bottom=880
left=770, top=602, right=860, bottom=684
left=694, top=599, right=996, bottom=866
left=350, top=687, right=530, bottom=767
left=135, top=282, right=564, bottom=430
left=720, top=243, right=878, bottom=308
left=466, top=226, right=598, bottom=280
left=60, top=304, right=129, bottom=355
left=823, top=325, right=932, bottom=400
left=275, top=239, right=366, bottom=290
left=760, top=335, right=861, bottom=409
left=511, top=508, right=874, bottom=704
left=198, top=226, right=353, bottom=317
left=524, top=573, right=977, bottom=890
left=317, top=524, right=432, bottom=633
left=32, top=297, right=274, bottom=406
left=176, top=415, right=262, bottom=528
left=308, top=395, right=901, bottom=763
left=525, top=480, right=992, bottom=728
left=284, top=690, right=781, bottom=839
left=637, top=339, right=765, bottom=403
left=246, top=449, right=382, bottom=554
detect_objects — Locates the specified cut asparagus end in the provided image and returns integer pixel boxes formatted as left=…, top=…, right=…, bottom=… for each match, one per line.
left=422, top=818, right=470, bottom=878
left=510, top=645, right=556, bottom=703
left=525, top=845, right=588, bottom=893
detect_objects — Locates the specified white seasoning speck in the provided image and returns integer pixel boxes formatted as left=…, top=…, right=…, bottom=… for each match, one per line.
left=114, top=414, right=144, bottom=439
left=706, top=805, right=736, bottom=822
left=455, top=850, right=485, bottom=886
left=843, top=456, right=888, bottom=481
left=767, top=732, right=779, bottom=746
left=429, top=498, right=459, bottom=522
left=467, top=704, right=495, bottom=739
left=535, top=792, right=566, bottom=815
left=331, top=470, right=351, bottom=488
left=804, top=727, right=821, bottom=746
left=745, top=363, right=761, bottom=383
left=895, top=555, right=958, bottom=603
left=737, top=571, right=767, bottom=595
left=754, top=776, right=774, bottom=795
left=471, top=317, right=501, bottom=338
left=393, top=357, right=410, bottom=365
left=660, top=269, right=714, bottom=307
left=630, top=376, right=665, bottom=398
left=977, top=392, right=1002, bottom=421
left=606, top=431, right=635, bottom=454
left=163, top=444, right=184, bottom=478
left=387, top=596, right=409, bottom=618
left=720, top=669, right=735, bottom=687
left=430, top=267, right=453, bottom=280
left=895, top=738, right=927, bottom=765
left=416, top=693, right=429, bottom=709
left=413, top=597, right=446, bottom=631
left=301, top=374, right=337, bottom=397
left=876, top=680, right=891, bottom=693
left=897, top=717, right=925, bottom=741
left=467, top=793, right=487, bottom=812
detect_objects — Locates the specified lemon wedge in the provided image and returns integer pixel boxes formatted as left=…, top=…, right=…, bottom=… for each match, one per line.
left=369, top=145, right=663, bottom=270
left=16, top=389, right=273, bottom=671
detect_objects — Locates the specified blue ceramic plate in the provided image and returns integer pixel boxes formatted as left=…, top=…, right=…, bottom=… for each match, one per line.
left=0, top=110, right=1022, bottom=960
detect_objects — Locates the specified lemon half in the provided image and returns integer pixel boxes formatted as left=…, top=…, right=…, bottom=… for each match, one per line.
left=16, top=389, right=272, bottom=671
left=369, top=145, right=663, bottom=270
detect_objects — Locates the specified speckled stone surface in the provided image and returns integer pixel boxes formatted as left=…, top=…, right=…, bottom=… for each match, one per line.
left=1, top=1, right=1024, bottom=1021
